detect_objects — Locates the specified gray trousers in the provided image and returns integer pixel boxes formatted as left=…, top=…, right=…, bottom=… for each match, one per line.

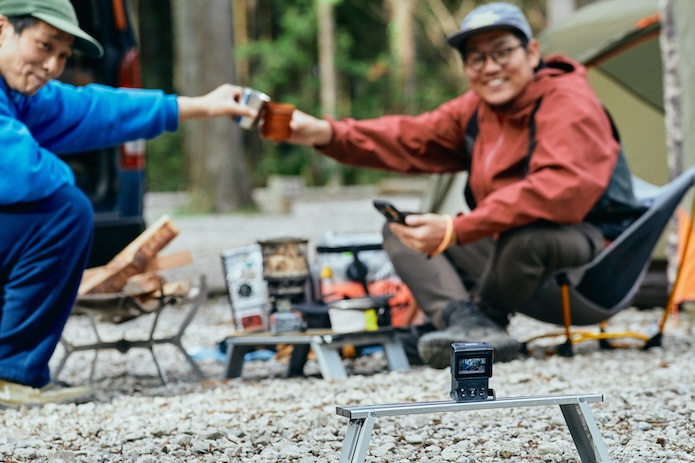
left=382, top=221, right=605, bottom=329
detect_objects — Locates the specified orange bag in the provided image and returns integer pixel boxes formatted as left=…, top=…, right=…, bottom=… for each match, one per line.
left=321, top=279, right=424, bottom=327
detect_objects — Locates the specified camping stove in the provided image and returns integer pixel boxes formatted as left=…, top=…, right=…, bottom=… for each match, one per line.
left=258, top=238, right=310, bottom=311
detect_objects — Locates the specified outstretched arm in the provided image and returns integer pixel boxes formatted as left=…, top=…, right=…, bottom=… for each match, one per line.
left=177, top=84, right=258, bottom=121
left=284, top=109, right=333, bottom=147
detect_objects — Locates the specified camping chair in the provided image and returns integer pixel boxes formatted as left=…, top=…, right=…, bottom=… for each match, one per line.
left=519, top=165, right=695, bottom=356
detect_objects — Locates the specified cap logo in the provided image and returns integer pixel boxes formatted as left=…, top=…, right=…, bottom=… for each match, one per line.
left=466, top=11, right=502, bottom=29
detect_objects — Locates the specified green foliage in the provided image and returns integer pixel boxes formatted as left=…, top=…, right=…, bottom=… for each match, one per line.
left=237, top=1, right=320, bottom=109
left=146, top=131, right=187, bottom=191
left=233, top=1, right=321, bottom=184
left=236, top=0, right=462, bottom=186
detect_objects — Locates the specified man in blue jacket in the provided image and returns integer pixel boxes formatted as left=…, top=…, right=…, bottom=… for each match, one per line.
left=0, top=0, right=255, bottom=407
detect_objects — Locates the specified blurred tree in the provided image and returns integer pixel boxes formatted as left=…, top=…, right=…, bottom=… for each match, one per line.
left=233, top=0, right=250, bottom=82
left=171, top=0, right=254, bottom=212
left=315, top=0, right=342, bottom=184
left=386, top=0, right=416, bottom=112
left=132, top=0, right=187, bottom=192
left=415, top=0, right=465, bottom=84
left=317, top=0, right=337, bottom=119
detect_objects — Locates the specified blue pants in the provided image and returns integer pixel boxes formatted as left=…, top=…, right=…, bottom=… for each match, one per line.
left=0, top=184, right=93, bottom=387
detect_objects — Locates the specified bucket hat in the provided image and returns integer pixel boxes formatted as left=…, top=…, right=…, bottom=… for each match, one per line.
left=447, top=2, right=532, bottom=50
left=0, top=0, right=103, bottom=57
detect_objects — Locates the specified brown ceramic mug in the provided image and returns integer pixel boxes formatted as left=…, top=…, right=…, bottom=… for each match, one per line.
left=261, top=102, right=295, bottom=141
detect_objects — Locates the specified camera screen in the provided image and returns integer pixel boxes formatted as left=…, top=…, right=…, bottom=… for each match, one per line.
left=457, top=357, right=488, bottom=376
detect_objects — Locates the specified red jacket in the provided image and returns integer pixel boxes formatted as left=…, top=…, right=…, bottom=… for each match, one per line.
left=319, top=56, right=621, bottom=244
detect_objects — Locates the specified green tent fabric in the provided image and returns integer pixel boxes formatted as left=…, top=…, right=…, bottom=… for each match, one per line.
left=539, top=0, right=661, bottom=112
left=538, top=0, right=667, bottom=187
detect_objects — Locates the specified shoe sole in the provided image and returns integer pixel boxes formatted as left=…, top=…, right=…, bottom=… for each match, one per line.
left=0, top=400, right=42, bottom=410
left=418, top=335, right=521, bottom=369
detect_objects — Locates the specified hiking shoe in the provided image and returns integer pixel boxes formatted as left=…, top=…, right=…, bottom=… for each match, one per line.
left=40, top=381, right=93, bottom=405
left=0, top=379, right=42, bottom=408
left=394, top=322, right=437, bottom=366
left=417, top=300, right=521, bottom=369
left=0, top=379, right=93, bottom=408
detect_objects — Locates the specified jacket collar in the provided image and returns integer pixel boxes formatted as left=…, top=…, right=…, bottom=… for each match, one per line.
left=483, top=55, right=582, bottom=126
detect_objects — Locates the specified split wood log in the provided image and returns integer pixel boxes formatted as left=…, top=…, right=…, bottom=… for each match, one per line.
left=81, top=250, right=194, bottom=284
left=78, top=215, right=178, bottom=295
left=123, top=271, right=165, bottom=297
left=146, top=250, right=193, bottom=272
left=154, top=280, right=192, bottom=298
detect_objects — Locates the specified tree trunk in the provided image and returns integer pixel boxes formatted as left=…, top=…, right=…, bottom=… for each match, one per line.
left=315, top=0, right=341, bottom=185
left=659, top=0, right=683, bottom=286
left=232, top=0, right=249, bottom=82
left=317, top=0, right=337, bottom=119
left=386, top=0, right=416, bottom=112
left=171, top=0, right=253, bottom=212
left=660, top=0, right=684, bottom=178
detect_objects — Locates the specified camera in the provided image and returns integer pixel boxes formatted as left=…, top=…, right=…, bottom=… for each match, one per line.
left=450, top=342, right=495, bottom=402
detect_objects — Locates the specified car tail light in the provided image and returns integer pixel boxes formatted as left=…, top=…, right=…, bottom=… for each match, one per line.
left=118, top=48, right=142, bottom=90
left=118, top=47, right=145, bottom=170
left=120, top=139, right=146, bottom=170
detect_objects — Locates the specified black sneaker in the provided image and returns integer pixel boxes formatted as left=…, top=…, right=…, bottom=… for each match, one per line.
left=417, top=300, right=521, bottom=369
left=394, top=322, right=437, bottom=366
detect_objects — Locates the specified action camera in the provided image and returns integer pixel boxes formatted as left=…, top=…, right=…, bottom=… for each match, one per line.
left=450, top=342, right=495, bottom=402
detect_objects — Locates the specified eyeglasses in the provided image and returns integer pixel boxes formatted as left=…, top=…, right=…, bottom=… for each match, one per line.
left=463, top=44, right=525, bottom=71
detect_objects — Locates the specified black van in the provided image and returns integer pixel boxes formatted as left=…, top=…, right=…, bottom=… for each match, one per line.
left=59, top=0, right=146, bottom=267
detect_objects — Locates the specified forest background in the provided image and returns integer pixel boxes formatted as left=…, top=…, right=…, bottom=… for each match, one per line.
left=128, top=0, right=596, bottom=212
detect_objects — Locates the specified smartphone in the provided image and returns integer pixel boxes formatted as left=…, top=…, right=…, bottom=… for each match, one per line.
left=373, top=199, right=409, bottom=225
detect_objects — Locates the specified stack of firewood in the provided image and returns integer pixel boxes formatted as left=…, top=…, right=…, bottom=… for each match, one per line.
left=78, top=215, right=193, bottom=304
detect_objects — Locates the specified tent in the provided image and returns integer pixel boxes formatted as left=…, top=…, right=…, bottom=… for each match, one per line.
left=422, top=0, right=695, bottom=306
left=539, top=0, right=665, bottom=185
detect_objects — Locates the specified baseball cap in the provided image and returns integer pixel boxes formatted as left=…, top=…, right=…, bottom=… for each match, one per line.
left=447, top=2, right=532, bottom=50
left=0, top=0, right=103, bottom=57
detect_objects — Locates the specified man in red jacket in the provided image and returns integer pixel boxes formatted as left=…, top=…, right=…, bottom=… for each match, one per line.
left=282, top=2, right=644, bottom=368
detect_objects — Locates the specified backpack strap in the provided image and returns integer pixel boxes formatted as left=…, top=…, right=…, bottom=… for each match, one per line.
left=463, top=98, right=543, bottom=210
left=524, top=98, right=543, bottom=174
left=463, top=108, right=479, bottom=210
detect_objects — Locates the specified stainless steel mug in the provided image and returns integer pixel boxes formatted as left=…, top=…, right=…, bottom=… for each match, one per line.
left=236, top=87, right=271, bottom=129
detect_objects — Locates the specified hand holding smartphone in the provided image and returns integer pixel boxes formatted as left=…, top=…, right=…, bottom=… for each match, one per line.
left=373, top=199, right=409, bottom=225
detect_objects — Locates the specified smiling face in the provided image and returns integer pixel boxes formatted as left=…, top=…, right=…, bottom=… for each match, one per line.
left=463, top=29, right=540, bottom=108
left=0, top=16, right=74, bottom=96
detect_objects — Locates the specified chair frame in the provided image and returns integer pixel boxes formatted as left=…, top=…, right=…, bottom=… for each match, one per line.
left=520, top=166, right=695, bottom=356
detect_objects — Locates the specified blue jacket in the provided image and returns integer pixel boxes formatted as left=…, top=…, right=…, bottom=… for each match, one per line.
left=0, top=78, right=179, bottom=204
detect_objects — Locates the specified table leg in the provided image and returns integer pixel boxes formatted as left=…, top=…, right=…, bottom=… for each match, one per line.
left=382, top=336, right=410, bottom=371
left=311, top=342, right=348, bottom=381
left=339, top=412, right=376, bottom=463
left=286, top=344, right=310, bottom=377
left=560, top=398, right=614, bottom=463
left=224, top=342, right=253, bottom=378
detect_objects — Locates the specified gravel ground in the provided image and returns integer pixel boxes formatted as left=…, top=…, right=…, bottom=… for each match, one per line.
left=2, top=187, right=695, bottom=462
